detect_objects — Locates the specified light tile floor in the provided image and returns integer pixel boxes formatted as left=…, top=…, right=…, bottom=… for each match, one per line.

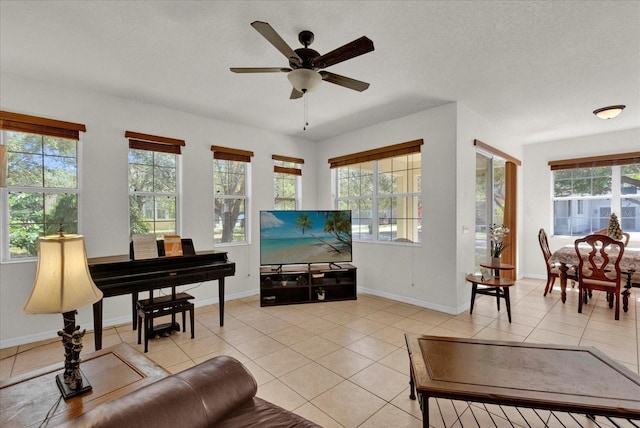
left=1, top=278, right=638, bottom=427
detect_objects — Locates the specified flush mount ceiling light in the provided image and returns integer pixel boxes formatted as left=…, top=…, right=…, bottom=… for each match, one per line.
left=593, top=105, right=625, bottom=120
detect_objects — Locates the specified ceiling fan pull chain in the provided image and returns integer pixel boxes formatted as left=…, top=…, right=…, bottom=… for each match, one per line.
left=303, top=92, right=309, bottom=131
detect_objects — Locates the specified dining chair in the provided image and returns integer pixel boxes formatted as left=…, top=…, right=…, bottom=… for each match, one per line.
left=538, top=228, right=575, bottom=296
left=594, top=228, right=630, bottom=246
left=574, top=234, right=625, bottom=320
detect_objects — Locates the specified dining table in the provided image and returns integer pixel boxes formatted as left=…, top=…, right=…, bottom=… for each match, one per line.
left=548, top=244, right=640, bottom=312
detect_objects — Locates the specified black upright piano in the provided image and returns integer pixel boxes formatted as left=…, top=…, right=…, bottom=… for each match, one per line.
left=88, top=245, right=235, bottom=350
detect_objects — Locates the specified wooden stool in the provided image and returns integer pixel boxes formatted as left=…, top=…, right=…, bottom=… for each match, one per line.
left=466, top=274, right=516, bottom=323
left=137, top=292, right=195, bottom=353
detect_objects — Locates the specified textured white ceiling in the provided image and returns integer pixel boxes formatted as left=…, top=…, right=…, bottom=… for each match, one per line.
left=1, top=1, right=639, bottom=145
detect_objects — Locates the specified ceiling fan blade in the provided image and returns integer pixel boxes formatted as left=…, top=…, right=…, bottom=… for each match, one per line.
left=251, top=21, right=302, bottom=65
left=314, top=36, right=374, bottom=69
left=290, top=88, right=303, bottom=99
left=319, top=71, right=370, bottom=92
left=230, top=67, right=291, bottom=73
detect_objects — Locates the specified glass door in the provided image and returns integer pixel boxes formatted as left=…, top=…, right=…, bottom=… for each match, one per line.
left=475, top=152, right=506, bottom=270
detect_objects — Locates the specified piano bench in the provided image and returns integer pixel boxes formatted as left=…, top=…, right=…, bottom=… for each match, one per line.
left=137, top=293, right=195, bottom=353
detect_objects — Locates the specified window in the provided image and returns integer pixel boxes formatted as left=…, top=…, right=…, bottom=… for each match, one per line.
left=273, top=154, right=303, bottom=210
left=549, top=152, right=640, bottom=236
left=127, top=131, right=183, bottom=238
left=212, top=146, right=253, bottom=244
left=475, top=152, right=505, bottom=266
left=335, top=162, right=374, bottom=241
left=1, top=111, right=86, bottom=260
left=331, top=139, right=422, bottom=243
left=620, top=164, right=640, bottom=231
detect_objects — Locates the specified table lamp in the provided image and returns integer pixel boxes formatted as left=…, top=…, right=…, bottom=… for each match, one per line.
left=23, top=233, right=103, bottom=399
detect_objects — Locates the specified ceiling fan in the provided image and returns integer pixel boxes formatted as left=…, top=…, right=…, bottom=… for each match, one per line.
left=230, top=21, right=374, bottom=99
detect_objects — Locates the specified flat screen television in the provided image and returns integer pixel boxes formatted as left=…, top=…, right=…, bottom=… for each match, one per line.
left=260, top=210, right=352, bottom=266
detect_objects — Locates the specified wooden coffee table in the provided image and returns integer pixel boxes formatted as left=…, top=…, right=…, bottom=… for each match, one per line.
left=405, top=334, right=640, bottom=428
left=0, top=343, right=168, bottom=427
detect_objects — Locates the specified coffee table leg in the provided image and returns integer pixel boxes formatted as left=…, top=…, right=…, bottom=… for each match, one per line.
left=409, top=363, right=416, bottom=400
left=420, top=394, right=429, bottom=428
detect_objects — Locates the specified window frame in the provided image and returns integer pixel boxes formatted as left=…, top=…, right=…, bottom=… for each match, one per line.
left=127, top=131, right=184, bottom=239
left=212, top=146, right=253, bottom=246
left=1, top=111, right=86, bottom=262
left=330, top=140, right=423, bottom=244
left=273, top=154, right=303, bottom=210
left=549, top=152, right=640, bottom=237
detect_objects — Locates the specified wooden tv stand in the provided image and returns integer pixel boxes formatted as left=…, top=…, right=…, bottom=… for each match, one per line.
left=259, top=263, right=357, bottom=307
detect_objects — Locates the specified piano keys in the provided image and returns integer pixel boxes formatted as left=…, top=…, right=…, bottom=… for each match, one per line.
left=88, top=250, right=235, bottom=350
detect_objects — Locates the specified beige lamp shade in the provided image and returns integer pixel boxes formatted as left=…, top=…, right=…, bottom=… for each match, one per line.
left=23, top=234, right=103, bottom=314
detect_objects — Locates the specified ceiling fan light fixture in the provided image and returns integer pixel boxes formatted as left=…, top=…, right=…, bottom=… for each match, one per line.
left=287, top=69, right=321, bottom=93
left=593, top=105, right=625, bottom=120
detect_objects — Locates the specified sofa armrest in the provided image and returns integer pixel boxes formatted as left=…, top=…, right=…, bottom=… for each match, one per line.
left=59, top=376, right=209, bottom=428
left=176, top=355, right=258, bottom=424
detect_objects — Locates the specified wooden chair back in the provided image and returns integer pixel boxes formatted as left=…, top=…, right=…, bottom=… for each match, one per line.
left=538, top=228, right=552, bottom=264
left=574, top=234, right=625, bottom=320
left=574, top=234, right=625, bottom=287
left=539, top=228, right=558, bottom=296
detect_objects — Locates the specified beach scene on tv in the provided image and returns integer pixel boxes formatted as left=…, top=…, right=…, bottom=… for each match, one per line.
left=260, top=210, right=353, bottom=265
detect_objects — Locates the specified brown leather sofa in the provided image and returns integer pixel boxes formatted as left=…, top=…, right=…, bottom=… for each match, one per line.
left=59, top=355, right=321, bottom=428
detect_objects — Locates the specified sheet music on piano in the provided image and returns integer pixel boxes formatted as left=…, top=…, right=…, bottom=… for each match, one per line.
left=132, top=234, right=159, bottom=260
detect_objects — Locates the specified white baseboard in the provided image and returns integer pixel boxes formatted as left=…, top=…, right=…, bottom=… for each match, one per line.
left=522, top=273, right=547, bottom=280
left=0, top=289, right=261, bottom=349
left=358, top=286, right=464, bottom=315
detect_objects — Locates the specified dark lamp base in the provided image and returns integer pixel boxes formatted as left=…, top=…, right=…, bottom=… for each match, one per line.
left=56, top=370, right=93, bottom=400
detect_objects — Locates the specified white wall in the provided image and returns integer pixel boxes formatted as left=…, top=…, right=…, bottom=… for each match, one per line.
left=0, top=73, right=318, bottom=347
left=521, top=128, right=640, bottom=279
left=455, top=104, right=524, bottom=309
left=315, top=102, right=518, bottom=313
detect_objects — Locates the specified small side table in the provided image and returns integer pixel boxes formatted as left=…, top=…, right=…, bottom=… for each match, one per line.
left=466, top=274, right=516, bottom=323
